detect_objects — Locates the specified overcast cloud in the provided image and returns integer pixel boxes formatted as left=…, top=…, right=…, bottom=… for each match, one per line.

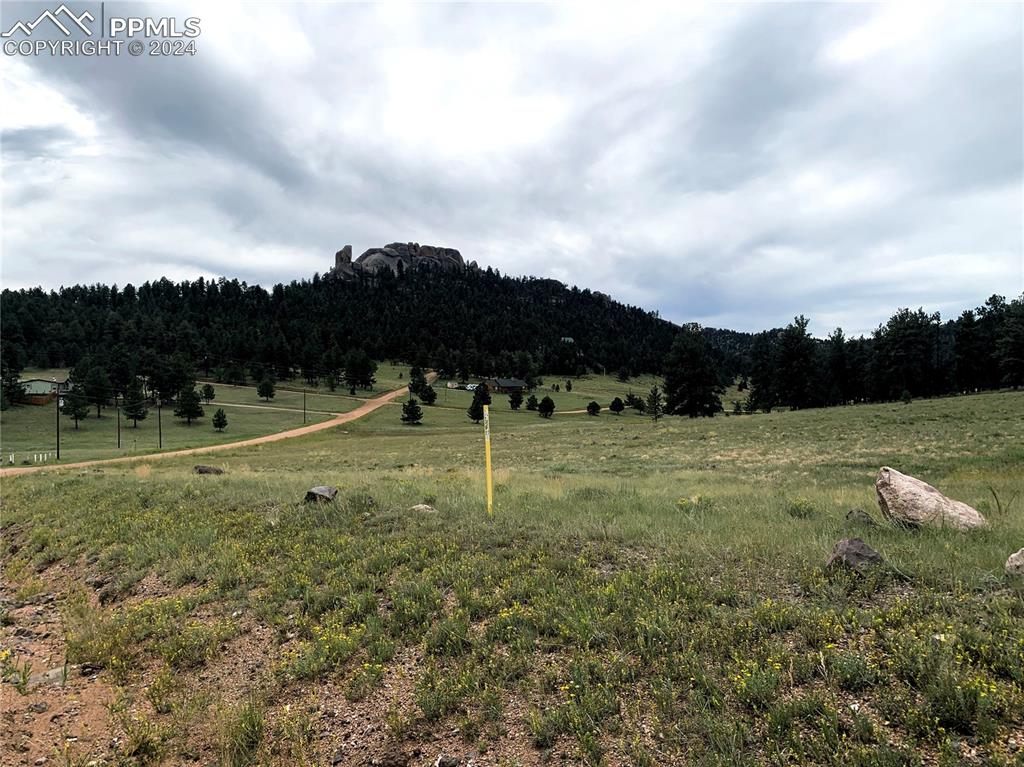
left=1, top=1, right=1021, bottom=335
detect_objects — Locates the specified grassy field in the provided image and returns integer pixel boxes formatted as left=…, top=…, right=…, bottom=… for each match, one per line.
left=0, top=399, right=332, bottom=464
left=1, top=389, right=1022, bottom=766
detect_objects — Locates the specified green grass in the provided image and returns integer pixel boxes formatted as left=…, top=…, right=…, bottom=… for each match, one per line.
left=2, top=389, right=1022, bottom=765
left=195, top=380, right=363, bottom=413
left=0, top=399, right=331, bottom=463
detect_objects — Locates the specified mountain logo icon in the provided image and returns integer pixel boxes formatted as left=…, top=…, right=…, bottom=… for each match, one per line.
left=2, top=4, right=94, bottom=37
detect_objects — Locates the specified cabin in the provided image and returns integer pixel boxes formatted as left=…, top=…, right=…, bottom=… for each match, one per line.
left=482, top=378, right=528, bottom=394
left=18, top=377, right=71, bottom=405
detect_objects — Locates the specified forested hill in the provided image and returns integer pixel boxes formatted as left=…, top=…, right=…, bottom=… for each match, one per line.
left=0, top=264, right=713, bottom=381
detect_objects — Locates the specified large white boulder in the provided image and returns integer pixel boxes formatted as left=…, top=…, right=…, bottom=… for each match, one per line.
left=875, top=467, right=986, bottom=531
left=1006, top=548, right=1024, bottom=577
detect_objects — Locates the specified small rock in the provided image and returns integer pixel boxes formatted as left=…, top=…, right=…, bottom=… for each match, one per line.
left=845, top=508, right=878, bottom=526
left=231, top=610, right=242, bottom=619
left=409, top=504, right=438, bottom=514
left=1006, top=548, right=1024, bottom=578
left=304, top=486, right=338, bottom=503
left=435, top=757, right=460, bottom=767
left=193, top=465, right=224, bottom=475
left=28, top=702, right=48, bottom=713
left=331, top=746, right=345, bottom=765
left=875, top=467, right=986, bottom=531
left=826, top=538, right=885, bottom=572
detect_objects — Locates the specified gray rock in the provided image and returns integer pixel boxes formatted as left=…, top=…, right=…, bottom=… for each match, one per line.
left=1006, top=548, right=1024, bottom=577
left=875, top=467, right=986, bottom=531
left=408, top=504, right=438, bottom=514
left=845, top=508, right=878, bottom=526
left=193, top=465, right=224, bottom=475
left=304, top=486, right=338, bottom=503
left=330, top=242, right=467, bottom=280
left=435, top=757, right=461, bottom=767
left=826, top=538, right=884, bottom=572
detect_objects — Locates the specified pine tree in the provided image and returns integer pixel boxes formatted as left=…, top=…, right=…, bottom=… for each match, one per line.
left=83, top=364, right=112, bottom=418
left=122, top=379, right=149, bottom=426
left=257, top=378, right=275, bottom=401
left=467, top=385, right=488, bottom=423
left=61, top=388, right=89, bottom=428
left=419, top=385, right=437, bottom=405
left=509, top=390, right=523, bottom=410
left=525, top=394, right=539, bottom=411
left=401, top=397, right=423, bottom=425
left=663, top=325, right=725, bottom=418
left=409, top=366, right=428, bottom=396
left=645, top=385, right=664, bottom=421
left=538, top=395, right=555, bottom=418
left=586, top=400, right=601, bottom=416
left=475, top=383, right=492, bottom=406
left=609, top=396, right=624, bottom=415
left=212, top=408, right=228, bottom=431
left=565, top=380, right=572, bottom=392
left=201, top=383, right=216, bottom=404
left=174, top=387, right=204, bottom=425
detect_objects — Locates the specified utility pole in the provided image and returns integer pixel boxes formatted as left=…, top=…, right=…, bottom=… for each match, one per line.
left=157, top=400, right=163, bottom=449
left=55, top=389, right=61, bottom=461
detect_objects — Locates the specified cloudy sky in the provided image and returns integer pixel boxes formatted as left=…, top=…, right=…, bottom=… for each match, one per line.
left=1, top=2, right=1021, bottom=335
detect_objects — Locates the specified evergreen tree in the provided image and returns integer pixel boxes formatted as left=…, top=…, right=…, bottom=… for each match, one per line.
left=174, top=386, right=204, bottom=424
left=475, top=382, right=492, bottom=406
left=645, top=385, right=664, bottom=421
left=409, top=365, right=428, bottom=396
left=538, top=395, right=555, bottom=418
left=61, top=388, right=89, bottom=428
left=508, top=390, right=523, bottom=410
left=525, top=394, right=539, bottom=411
left=565, top=380, right=573, bottom=392
left=617, top=368, right=630, bottom=383
left=83, top=363, right=113, bottom=418
left=997, top=296, right=1024, bottom=387
left=322, top=342, right=343, bottom=391
left=586, top=400, right=601, bottom=416
left=122, top=379, right=149, bottom=426
left=212, top=408, right=228, bottom=431
left=0, top=342, right=24, bottom=409
left=775, top=316, right=818, bottom=410
left=467, top=393, right=485, bottom=423
left=201, top=383, right=216, bottom=404
left=344, top=349, right=377, bottom=392
left=663, top=324, right=724, bottom=418
left=401, top=397, right=423, bottom=425
left=420, top=384, right=437, bottom=405
left=825, top=328, right=849, bottom=405
left=609, top=396, right=624, bottom=415
left=257, top=378, right=275, bottom=401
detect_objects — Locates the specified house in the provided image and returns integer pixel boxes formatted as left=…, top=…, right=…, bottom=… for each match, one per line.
left=482, top=378, right=528, bottom=394
left=18, top=377, right=71, bottom=405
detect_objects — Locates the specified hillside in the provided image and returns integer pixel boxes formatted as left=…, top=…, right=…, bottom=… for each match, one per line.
left=0, top=264, right=701, bottom=381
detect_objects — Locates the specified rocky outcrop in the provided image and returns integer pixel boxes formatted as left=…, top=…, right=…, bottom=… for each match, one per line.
left=875, top=467, right=986, bottom=531
left=331, top=242, right=466, bottom=279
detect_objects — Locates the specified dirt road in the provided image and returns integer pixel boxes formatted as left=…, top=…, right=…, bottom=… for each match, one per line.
left=0, top=381, right=417, bottom=479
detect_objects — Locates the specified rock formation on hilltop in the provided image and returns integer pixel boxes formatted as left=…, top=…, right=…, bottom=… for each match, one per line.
left=331, top=242, right=471, bottom=279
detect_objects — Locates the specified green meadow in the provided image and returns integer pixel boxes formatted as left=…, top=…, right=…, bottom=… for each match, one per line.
left=0, top=398, right=331, bottom=464
left=1, top=386, right=1022, bottom=766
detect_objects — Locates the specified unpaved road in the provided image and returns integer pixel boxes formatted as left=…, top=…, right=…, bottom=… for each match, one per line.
left=0, top=380, right=421, bottom=479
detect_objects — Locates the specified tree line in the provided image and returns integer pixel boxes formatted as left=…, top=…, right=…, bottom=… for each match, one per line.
left=1, top=261, right=1020, bottom=417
